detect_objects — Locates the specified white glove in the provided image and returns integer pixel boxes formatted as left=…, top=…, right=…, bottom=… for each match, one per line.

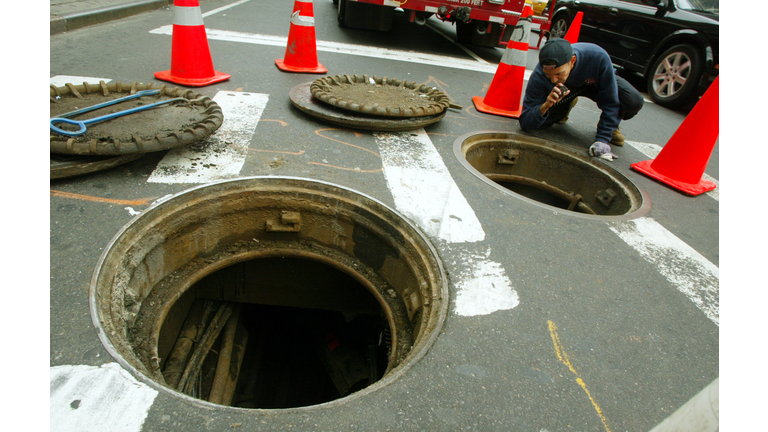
left=588, top=141, right=618, bottom=161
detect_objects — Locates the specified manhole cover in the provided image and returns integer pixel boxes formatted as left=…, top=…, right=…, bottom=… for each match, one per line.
left=50, top=81, right=223, bottom=156
left=454, top=131, right=650, bottom=219
left=290, top=83, right=446, bottom=131
left=310, top=74, right=451, bottom=117
left=90, top=177, right=448, bottom=410
left=50, top=153, right=145, bottom=180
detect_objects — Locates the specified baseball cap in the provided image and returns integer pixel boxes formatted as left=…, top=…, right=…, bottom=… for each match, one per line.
left=539, top=38, right=573, bottom=70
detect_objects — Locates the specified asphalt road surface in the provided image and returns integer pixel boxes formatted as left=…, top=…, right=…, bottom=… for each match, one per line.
left=45, top=1, right=726, bottom=430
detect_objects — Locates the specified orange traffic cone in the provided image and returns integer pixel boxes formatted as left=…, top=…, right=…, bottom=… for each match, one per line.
left=155, top=0, right=230, bottom=87
left=564, top=12, right=582, bottom=44
left=276, top=0, right=327, bottom=74
left=472, top=2, right=534, bottom=118
left=631, top=76, right=719, bottom=196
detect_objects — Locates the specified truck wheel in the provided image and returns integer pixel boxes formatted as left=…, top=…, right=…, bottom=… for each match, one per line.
left=647, top=44, right=703, bottom=109
left=337, top=0, right=347, bottom=27
left=456, top=20, right=472, bottom=44
left=455, top=20, right=503, bottom=47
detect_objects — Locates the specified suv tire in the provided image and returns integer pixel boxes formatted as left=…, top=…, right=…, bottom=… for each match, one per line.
left=549, top=13, right=569, bottom=39
left=647, top=44, right=703, bottom=109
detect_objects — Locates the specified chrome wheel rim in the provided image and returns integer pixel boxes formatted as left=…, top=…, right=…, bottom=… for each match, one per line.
left=551, top=19, right=567, bottom=38
left=651, top=51, right=692, bottom=99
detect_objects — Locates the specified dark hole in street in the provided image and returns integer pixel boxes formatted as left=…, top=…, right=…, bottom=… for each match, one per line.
left=158, top=257, right=390, bottom=409
left=91, top=177, right=448, bottom=412
left=455, top=132, right=649, bottom=218
left=494, top=180, right=574, bottom=211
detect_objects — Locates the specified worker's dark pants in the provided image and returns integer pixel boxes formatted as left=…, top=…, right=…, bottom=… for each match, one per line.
left=544, top=75, right=644, bottom=127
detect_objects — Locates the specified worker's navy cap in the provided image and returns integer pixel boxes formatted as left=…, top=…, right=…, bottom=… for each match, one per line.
left=539, top=38, right=573, bottom=70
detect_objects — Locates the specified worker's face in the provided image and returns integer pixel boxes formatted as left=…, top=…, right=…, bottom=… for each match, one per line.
left=543, top=55, right=577, bottom=84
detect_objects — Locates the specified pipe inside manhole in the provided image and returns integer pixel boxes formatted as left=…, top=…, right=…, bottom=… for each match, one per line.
left=90, top=177, right=448, bottom=411
left=454, top=131, right=650, bottom=219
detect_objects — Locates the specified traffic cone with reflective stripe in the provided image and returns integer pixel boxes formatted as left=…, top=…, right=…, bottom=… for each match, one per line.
left=276, top=0, right=327, bottom=73
left=155, top=0, right=230, bottom=87
left=631, top=76, right=719, bottom=196
left=564, top=12, right=582, bottom=44
left=472, top=1, right=534, bottom=118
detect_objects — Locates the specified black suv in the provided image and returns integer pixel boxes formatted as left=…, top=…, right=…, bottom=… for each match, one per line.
left=548, top=0, right=718, bottom=109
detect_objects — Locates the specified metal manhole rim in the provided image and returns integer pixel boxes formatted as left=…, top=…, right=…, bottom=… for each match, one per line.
left=452, top=130, right=652, bottom=222
left=88, top=175, right=450, bottom=414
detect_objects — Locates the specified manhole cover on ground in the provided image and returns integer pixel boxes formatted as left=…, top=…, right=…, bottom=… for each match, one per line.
left=50, top=153, right=146, bottom=180
left=310, top=74, right=451, bottom=117
left=90, top=177, right=448, bottom=411
left=290, top=83, right=446, bottom=132
left=50, top=81, right=223, bottom=156
left=454, top=131, right=650, bottom=219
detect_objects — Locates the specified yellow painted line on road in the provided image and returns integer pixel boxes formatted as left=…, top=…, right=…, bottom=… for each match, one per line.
left=548, top=320, right=612, bottom=432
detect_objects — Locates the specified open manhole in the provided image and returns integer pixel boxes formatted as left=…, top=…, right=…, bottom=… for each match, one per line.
left=90, top=177, right=447, bottom=411
left=454, top=131, right=650, bottom=219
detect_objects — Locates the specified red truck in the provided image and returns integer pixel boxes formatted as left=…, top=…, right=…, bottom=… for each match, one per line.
left=334, top=0, right=551, bottom=48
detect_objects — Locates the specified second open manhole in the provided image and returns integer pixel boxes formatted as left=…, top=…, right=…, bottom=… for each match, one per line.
left=90, top=177, right=447, bottom=411
left=454, top=131, right=650, bottom=219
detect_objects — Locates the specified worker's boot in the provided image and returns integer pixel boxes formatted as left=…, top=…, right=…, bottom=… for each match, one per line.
left=556, top=97, right=578, bottom=124
left=610, top=127, right=625, bottom=147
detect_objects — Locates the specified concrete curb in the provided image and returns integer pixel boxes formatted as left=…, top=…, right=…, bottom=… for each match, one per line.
left=50, top=0, right=172, bottom=35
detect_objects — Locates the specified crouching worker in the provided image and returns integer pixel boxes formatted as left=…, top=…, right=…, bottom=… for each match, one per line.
left=519, top=38, right=644, bottom=160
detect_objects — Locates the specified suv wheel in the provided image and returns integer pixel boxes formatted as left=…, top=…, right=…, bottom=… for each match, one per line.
left=550, top=14, right=569, bottom=39
left=647, top=44, right=703, bottom=109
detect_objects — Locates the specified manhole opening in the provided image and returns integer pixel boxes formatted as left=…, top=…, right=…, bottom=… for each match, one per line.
left=91, top=177, right=448, bottom=411
left=157, top=257, right=391, bottom=409
left=492, top=178, right=591, bottom=213
left=455, top=132, right=649, bottom=218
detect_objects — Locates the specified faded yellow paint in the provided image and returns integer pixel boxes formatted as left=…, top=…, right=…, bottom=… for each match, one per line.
left=548, top=320, right=612, bottom=432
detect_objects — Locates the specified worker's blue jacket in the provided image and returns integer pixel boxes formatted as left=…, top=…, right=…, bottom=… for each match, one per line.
left=519, top=43, right=620, bottom=144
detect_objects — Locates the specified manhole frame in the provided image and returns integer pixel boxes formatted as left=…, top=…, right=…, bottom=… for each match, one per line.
left=89, top=176, right=450, bottom=413
left=453, top=130, right=651, bottom=221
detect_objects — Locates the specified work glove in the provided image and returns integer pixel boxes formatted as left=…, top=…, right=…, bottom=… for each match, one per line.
left=588, top=141, right=618, bottom=161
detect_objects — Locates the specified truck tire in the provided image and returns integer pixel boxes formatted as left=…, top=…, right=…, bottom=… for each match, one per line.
left=456, top=20, right=504, bottom=47
left=337, top=0, right=347, bottom=27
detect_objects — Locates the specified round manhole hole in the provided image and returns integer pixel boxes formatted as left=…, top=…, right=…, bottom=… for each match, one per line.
left=454, top=131, right=650, bottom=220
left=90, top=177, right=448, bottom=411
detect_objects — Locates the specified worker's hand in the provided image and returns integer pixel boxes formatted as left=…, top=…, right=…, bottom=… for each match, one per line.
left=588, top=141, right=618, bottom=161
left=540, top=84, right=570, bottom=115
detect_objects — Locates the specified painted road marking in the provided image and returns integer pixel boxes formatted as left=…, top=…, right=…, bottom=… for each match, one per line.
left=374, top=130, right=519, bottom=316
left=50, top=363, right=158, bottom=432
left=148, top=91, right=268, bottom=184
left=201, top=0, right=253, bottom=18
left=548, top=321, right=613, bottom=432
left=625, top=140, right=719, bottom=201
left=374, top=129, right=485, bottom=243
left=50, top=75, right=111, bottom=87
left=609, top=217, right=719, bottom=326
left=452, top=246, right=520, bottom=317
left=148, top=25, right=527, bottom=77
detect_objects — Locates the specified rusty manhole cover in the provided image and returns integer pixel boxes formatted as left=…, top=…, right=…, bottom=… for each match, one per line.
left=50, top=81, right=224, bottom=156
left=290, top=83, right=446, bottom=132
left=50, top=153, right=145, bottom=180
left=310, top=74, right=451, bottom=117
